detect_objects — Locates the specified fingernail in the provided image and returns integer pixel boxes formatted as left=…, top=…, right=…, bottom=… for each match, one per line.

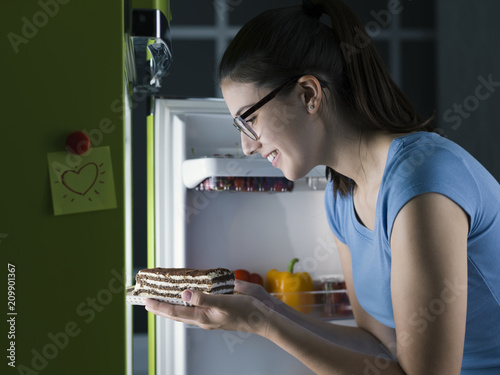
left=182, top=290, right=192, bottom=302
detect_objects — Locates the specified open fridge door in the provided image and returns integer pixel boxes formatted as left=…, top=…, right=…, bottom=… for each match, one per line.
left=149, top=98, right=350, bottom=375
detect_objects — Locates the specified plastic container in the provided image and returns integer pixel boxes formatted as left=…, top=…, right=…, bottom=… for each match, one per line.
left=314, top=275, right=351, bottom=319
left=270, top=290, right=352, bottom=321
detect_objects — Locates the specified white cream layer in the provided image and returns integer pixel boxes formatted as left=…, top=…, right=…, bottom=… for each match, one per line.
left=138, top=271, right=230, bottom=281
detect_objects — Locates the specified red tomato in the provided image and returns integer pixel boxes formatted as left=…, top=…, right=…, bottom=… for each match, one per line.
left=249, top=273, right=264, bottom=286
left=234, top=269, right=251, bottom=282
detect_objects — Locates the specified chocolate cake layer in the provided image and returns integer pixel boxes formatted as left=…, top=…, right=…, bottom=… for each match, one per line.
left=141, top=267, right=232, bottom=277
left=132, top=267, right=235, bottom=299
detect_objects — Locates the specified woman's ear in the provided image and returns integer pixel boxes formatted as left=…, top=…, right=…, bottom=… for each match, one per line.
left=298, top=75, right=322, bottom=114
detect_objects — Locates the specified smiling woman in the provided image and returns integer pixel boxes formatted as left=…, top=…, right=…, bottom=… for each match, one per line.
left=144, top=1, right=500, bottom=374
left=218, top=0, right=434, bottom=194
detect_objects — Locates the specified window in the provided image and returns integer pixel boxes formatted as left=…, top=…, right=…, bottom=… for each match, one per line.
left=158, top=0, right=435, bottom=119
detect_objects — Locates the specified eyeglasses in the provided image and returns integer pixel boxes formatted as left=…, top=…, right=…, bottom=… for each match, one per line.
left=233, top=77, right=298, bottom=141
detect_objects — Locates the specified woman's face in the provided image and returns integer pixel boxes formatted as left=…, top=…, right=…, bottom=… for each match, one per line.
left=222, top=80, right=324, bottom=181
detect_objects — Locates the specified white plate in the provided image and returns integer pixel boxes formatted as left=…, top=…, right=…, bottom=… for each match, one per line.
left=126, top=286, right=191, bottom=306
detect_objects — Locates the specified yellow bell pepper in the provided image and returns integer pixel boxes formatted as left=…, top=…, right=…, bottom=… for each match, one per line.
left=266, top=258, right=314, bottom=314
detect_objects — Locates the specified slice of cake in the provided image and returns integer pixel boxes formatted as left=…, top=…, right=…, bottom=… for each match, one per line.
left=132, top=267, right=235, bottom=300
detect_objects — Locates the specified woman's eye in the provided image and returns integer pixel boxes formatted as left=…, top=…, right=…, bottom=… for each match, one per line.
left=246, top=116, right=257, bottom=125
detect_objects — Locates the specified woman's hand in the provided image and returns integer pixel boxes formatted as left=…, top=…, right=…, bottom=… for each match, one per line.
left=234, top=279, right=266, bottom=296
left=144, top=288, right=273, bottom=335
left=234, top=279, right=286, bottom=310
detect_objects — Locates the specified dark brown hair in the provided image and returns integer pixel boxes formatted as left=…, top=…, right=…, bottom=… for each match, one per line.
left=218, top=0, right=434, bottom=197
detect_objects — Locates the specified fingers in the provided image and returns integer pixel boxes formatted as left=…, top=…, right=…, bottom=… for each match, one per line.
left=234, top=280, right=271, bottom=303
left=234, top=279, right=260, bottom=294
left=144, top=292, right=271, bottom=334
left=143, top=298, right=176, bottom=318
left=186, top=289, right=223, bottom=308
left=143, top=291, right=224, bottom=324
left=234, top=279, right=251, bottom=292
left=144, top=297, right=198, bottom=324
left=144, top=298, right=161, bottom=310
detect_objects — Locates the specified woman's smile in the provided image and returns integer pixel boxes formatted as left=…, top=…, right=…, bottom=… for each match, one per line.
left=266, top=150, right=279, bottom=165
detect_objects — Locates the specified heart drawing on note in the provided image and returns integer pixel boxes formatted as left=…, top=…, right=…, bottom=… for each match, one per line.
left=61, top=162, right=99, bottom=196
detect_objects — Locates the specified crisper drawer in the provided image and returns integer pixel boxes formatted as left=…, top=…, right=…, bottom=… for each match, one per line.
left=271, top=290, right=353, bottom=321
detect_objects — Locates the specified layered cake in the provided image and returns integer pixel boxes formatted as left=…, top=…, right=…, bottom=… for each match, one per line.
left=132, top=267, right=235, bottom=299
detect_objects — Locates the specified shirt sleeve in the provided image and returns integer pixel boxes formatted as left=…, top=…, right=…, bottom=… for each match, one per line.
left=380, top=141, right=480, bottom=246
left=324, top=180, right=348, bottom=244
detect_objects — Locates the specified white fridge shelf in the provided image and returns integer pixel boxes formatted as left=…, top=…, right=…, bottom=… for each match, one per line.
left=182, top=157, right=326, bottom=189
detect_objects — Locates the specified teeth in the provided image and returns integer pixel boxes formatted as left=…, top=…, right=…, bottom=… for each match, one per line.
left=267, top=150, right=278, bottom=163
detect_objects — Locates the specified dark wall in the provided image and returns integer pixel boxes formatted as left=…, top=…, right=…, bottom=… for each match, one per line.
left=437, top=0, right=500, bottom=181
left=159, top=0, right=437, bottom=117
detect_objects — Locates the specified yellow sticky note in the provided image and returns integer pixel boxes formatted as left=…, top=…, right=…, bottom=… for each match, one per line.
left=47, top=146, right=117, bottom=215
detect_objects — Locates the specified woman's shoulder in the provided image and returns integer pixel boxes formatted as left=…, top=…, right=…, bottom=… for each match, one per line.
left=385, top=131, right=485, bottom=187
left=379, top=131, right=500, bottom=240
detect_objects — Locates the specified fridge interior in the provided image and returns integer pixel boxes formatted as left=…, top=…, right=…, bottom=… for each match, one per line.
left=152, top=98, right=349, bottom=375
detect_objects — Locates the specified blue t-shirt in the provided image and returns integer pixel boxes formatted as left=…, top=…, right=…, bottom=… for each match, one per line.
left=324, top=132, right=500, bottom=374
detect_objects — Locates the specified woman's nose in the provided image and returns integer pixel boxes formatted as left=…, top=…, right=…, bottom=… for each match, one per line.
left=241, top=132, right=259, bottom=156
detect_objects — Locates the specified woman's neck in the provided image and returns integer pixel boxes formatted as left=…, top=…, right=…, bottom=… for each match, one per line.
left=325, top=126, right=402, bottom=192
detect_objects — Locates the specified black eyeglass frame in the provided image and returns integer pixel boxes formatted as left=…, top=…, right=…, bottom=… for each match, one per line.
left=232, top=77, right=300, bottom=141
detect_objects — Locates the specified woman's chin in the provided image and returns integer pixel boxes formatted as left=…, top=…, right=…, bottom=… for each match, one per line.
left=281, top=168, right=309, bottom=182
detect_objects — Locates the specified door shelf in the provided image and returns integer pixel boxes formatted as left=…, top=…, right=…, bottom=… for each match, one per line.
left=182, top=157, right=326, bottom=189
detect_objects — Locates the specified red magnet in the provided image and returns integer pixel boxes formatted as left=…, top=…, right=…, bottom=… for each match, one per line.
left=66, top=131, right=91, bottom=155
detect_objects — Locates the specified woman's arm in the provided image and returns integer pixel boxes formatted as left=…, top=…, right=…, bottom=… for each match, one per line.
left=234, top=236, right=397, bottom=359
left=144, top=192, right=468, bottom=374
left=257, top=192, right=468, bottom=374
left=146, top=286, right=406, bottom=375
left=390, top=192, right=468, bottom=374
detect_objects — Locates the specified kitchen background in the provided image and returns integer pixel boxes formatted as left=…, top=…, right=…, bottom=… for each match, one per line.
left=131, top=0, right=499, bottom=373
left=1, top=0, right=496, bottom=374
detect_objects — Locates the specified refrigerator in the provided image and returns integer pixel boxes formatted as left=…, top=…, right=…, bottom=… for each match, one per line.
left=147, top=98, right=353, bottom=375
left=1, top=0, right=171, bottom=374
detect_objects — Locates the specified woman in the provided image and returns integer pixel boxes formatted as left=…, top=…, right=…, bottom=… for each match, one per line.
left=145, top=0, right=500, bottom=373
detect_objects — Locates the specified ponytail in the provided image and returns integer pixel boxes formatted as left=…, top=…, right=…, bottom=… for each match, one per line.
left=306, top=0, right=434, bottom=196
left=219, top=0, right=434, bottom=198
left=313, top=0, right=432, bottom=130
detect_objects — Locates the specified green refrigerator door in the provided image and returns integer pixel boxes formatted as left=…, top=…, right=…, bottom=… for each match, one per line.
left=1, top=0, right=130, bottom=374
